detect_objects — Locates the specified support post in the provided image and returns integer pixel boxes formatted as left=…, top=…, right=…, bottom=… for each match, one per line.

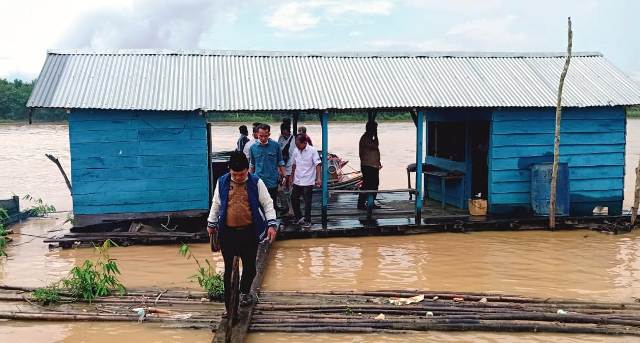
left=293, top=112, right=299, bottom=136
left=415, top=109, right=424, bottom=225
left=321, top=110, right=329, bottom=228
left=631, top=156, right=640, bottom=227
left=206, top=121, right=214, bottom=208
left=367, top=110, right=377, bottom=123
left=549, top=17, right=572, bottom=229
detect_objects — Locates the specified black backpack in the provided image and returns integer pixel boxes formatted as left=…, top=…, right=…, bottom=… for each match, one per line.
left=282, top=135, right=293, bottom=164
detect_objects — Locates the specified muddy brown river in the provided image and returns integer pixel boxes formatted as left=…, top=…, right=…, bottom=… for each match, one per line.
left=1, top=121, right=639, bottom=342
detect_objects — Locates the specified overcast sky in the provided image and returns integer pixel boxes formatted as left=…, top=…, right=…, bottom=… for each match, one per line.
left=1, top=0, right=638, bottom=81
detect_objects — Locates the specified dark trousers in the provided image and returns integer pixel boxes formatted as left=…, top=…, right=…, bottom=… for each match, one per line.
left=220, top=227, right=258, bottom=311
left=267, top=187, right=278, bottom=209
left=292, top=184, right=313, bottom=222
left=358, top=165, right=380, bottom=207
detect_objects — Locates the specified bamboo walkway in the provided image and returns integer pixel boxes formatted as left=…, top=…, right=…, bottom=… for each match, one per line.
left=3, top=285, right=640, bottom=338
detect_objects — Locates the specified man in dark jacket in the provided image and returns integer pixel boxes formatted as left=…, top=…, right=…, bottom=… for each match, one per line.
left=207, top=151, right=277, bottom=314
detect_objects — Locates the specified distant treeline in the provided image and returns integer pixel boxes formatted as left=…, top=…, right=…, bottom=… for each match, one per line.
left=207, top=111, right=412, bottom=123
left=0, top=79, right=65, bottom=121
left=2, top=77, right=638, bottom=122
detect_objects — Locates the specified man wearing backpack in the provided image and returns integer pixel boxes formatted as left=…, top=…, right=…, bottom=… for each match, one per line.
left=278, top=120, right=296, bottom=189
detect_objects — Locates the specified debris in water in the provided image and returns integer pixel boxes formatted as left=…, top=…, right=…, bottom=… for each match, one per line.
left=133, top=308, right=146, bottom=322
left=453, top=297, right=464, bottom=302
left=432, top=296, right=439, bottom=301
left=557, top=309, right=568, bottom=315
left=426, top=311, right=434, bottom=317
left=479, top=297, right=488, bottom=303
left=374, top=313, right=386, bottom=320
left=389, top=294, right=425, bottom=305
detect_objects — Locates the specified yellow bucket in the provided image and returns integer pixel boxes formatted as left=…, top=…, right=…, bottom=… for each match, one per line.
left=468, top=199, right=487, bottom=216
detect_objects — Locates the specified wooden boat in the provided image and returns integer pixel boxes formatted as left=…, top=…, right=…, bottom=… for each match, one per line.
left=318, top=151, right=362, bottom=191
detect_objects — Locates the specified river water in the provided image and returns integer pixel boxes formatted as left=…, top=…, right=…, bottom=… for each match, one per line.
left=1, top=120, right=639, bottom=342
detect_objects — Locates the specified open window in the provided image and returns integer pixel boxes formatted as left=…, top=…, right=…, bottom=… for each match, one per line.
left=427, top=121, right=466, bottom=162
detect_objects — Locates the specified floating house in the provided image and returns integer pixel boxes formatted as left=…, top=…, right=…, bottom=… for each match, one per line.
left=27, top=50, right=640, bottom=227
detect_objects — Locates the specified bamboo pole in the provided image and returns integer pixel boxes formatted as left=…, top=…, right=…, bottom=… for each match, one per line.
left=549, top=17, right=573, bottom=229
left=250, top=322, right=640, bottom=336
left=631, top=156, right=640, bottom=226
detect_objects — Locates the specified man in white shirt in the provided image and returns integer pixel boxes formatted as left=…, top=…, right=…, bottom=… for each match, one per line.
left=290, top=134, right=321, bottom=228
left=243, top=123, right=260, bottom=161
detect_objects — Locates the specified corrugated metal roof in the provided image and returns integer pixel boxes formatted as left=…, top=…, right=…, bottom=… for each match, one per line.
left=27, top=49, right=640, bottom=111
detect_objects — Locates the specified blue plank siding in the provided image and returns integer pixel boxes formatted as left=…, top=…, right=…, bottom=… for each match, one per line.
left=488, top=107, right=626, bottom=215
left=69, top=109, right=209, bottom=215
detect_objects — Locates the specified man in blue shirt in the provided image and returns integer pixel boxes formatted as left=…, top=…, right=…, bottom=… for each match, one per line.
left=250, top=123, right=286, bottom=207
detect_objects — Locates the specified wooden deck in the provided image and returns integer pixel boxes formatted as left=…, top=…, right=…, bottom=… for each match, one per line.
left=44, top=191, right=634, bottom=249
left=0, top=196, right=32, bottom=226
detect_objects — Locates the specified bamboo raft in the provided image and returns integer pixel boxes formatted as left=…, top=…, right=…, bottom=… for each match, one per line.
left=2, top=285, right=640, bottom=337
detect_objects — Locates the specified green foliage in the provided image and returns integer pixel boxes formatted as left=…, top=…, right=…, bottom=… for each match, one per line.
left=0, top=78, right=65, bottom=121
left=63, top=212, right=75, bottom=225
left=207, top=111, right=412, bottom=123
left=22, top=194, right=56, bottom=217
left=32, top=285, right=62, bottom=305
left=34, top=239, right=126, bottom=304
left=179, top=243, right=224, bottom=300
left=63, top=240, right=126, bottom=301
left=0, top=208, right=8, bottom=257
left=627, top=106, right=640, bottom=118
left=344, top=306, right=354, bottom=316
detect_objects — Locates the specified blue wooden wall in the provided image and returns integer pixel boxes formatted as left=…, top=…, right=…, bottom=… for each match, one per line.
left=489, top=107, right=626, bottom=215
left=69, top=110, right=209, bottom=215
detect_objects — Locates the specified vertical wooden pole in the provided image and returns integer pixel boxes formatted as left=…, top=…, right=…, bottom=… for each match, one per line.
left=549, top=17, right=573, bottom=229
left=368, top=110, right=376, bottom=123
left=321, top=110, right=329, bottom=228
left=631, top=156, right=640, bottom=226
left=415, top=109, right=424, bottom=225
left=293, top=112, right=299, bottom=136
left=206, top=122, right=214, bottom=208
left=424, top=117, right=429, bottom=203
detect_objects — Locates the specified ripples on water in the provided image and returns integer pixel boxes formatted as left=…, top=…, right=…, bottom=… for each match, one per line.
left=265, top=231, right=640, bottom=302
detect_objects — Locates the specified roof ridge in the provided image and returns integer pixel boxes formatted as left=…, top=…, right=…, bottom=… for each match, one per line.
left=46, top=49, right=603, bottom=58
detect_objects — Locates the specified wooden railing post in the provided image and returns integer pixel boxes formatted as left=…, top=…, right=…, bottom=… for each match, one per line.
left=321, top=110, right=329, bottom=228
left=631, top=156, right=640, bottom=227
left=415, top=109, right=424, bottom=225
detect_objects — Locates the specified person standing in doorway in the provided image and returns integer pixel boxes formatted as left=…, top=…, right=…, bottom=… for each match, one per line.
left=207, top=151, right=277, bottom=314
left=250, top=124, right=286, bottom=207
left=358, top=121, right=382, bottom=210
left=243, top=122, right=261, bottom=161
left=291, top=134, right=321, bottom=229
left=236, top=125, right=250, bottom=152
